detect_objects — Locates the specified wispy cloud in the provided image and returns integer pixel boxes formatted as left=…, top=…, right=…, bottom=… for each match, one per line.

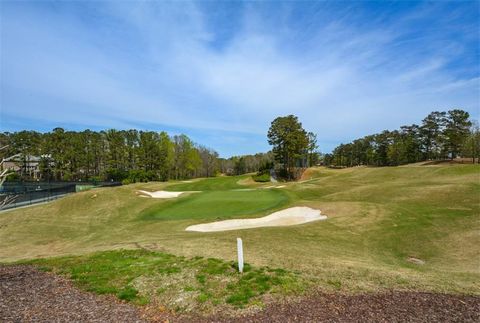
left=1, top=1, right=478, bottom=156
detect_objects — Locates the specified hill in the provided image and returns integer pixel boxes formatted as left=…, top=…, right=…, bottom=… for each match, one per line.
left=0, top=164, right=478, bottom=313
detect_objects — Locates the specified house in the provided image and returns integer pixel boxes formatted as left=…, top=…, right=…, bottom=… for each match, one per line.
left=1, top=154, right=52, bottom=180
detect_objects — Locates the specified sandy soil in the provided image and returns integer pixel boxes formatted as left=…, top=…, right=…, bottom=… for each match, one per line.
left=185, top=206, right=327, bottom=232
left=261, top=185, right=285, bottom=189
left=137, top=190, right=185, bottom=199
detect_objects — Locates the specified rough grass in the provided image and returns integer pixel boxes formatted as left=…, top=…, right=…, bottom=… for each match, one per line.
left=1, top=164, right=479, bottom=301
left=21, top=249, right=306, bottom=313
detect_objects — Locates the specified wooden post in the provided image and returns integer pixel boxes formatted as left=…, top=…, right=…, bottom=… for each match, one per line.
left=237, top=238, right=244, bottom=273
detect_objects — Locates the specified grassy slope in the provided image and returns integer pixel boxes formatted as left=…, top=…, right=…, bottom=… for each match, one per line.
left=1, top=165, right=479, bottom=296
left=25, top=249, right=305, bottom=313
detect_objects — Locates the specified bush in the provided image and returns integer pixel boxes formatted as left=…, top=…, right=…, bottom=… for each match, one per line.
left=5, top=171, right=21, bottom=182
left=252, top=173, right=270, bottom=182
left=258, top=161, right=274, bottom=173
left=105, top=168, right=128, bottom=181
left=124, top=170, right=159, bottom=184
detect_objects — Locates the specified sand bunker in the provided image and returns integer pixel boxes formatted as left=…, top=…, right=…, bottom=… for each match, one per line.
left=185, top=206, right=327, bottom=232
left=137, top=190, right=185, bottom=199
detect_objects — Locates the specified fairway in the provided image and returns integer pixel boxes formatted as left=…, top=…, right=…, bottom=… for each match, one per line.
left=166, top=175, right=248, bottom=191
left=1, top=164, right=479, bottom=312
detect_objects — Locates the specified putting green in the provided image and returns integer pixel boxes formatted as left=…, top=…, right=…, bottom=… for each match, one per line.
left=140, top=189, right=290, bottom=221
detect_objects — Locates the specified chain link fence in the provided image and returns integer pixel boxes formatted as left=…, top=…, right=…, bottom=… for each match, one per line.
left=0, top=181, right=121, bottom=211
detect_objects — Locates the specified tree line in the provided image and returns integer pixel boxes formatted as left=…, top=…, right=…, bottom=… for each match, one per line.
left=324, top=109, right=479, bottom=167
left=3, top=110, right=473, bottom=183
left=218, top=152, right=274, bottom=176
left=0, top=128, right=221, bottom=183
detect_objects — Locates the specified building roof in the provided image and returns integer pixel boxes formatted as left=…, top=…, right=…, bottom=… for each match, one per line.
left=3, top=154, right=51, bottom=162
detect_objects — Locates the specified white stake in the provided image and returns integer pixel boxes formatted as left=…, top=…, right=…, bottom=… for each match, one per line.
left=237, top=237, right=244, bottom=273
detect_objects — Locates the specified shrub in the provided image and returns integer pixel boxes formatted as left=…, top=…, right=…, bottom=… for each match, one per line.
left=5, top=171, right=21, bottom=182
left=130, top=170, right=148, bottom=183
left=258, top=161, right=274, bottom=173
left=105, top=168, right=128, bottom=181
left=252, top=173, right=270, bottom=182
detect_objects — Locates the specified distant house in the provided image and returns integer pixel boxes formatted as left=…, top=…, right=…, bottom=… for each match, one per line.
left=1, top=154, right=52, bottom=180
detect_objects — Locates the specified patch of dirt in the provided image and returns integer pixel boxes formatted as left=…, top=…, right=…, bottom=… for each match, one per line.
left=421, top=159, right=475, bottom=166
left=299, top=167, right=320, bottom=181
left=0, top=265, right=153, bottom=323
left=236, top=177, right=256, bottom=186
left=407, top=257, right=426, bottom=265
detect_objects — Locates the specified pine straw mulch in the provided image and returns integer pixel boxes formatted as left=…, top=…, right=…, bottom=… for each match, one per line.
left=1, top=264, right=479, bottom=323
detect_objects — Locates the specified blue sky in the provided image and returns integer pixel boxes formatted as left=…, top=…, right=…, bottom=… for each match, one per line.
left=1, top=1, right=478, bottom=157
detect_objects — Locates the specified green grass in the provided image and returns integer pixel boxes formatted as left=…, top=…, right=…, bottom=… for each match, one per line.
left=140, top=189, right=290, bottom=221
left=22, top=249, right=305, bottom=312
left=1, top=164, right=479, bottom=312
left=166, top=175, right=248, bottom=191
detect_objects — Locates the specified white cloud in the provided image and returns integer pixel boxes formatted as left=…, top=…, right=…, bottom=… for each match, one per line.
left=1, top=1, right=478, bottom=155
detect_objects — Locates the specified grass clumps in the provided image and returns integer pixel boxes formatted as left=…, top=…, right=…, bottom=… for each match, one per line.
left=117, top=286, right=139, bottom=301
left=22, top=249, right=306, bottom=313
left=226, top=268, right=287, bottom=306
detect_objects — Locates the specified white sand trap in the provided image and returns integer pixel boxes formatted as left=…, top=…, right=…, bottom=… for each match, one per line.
left=186, top=206, right=327, bottom=232
left=138, top=190, right=185, bottom=199
left=261, top=185, right=285, bottom=189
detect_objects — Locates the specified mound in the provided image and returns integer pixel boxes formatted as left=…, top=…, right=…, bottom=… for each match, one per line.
left=185, top=206, right=326, bottom=232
